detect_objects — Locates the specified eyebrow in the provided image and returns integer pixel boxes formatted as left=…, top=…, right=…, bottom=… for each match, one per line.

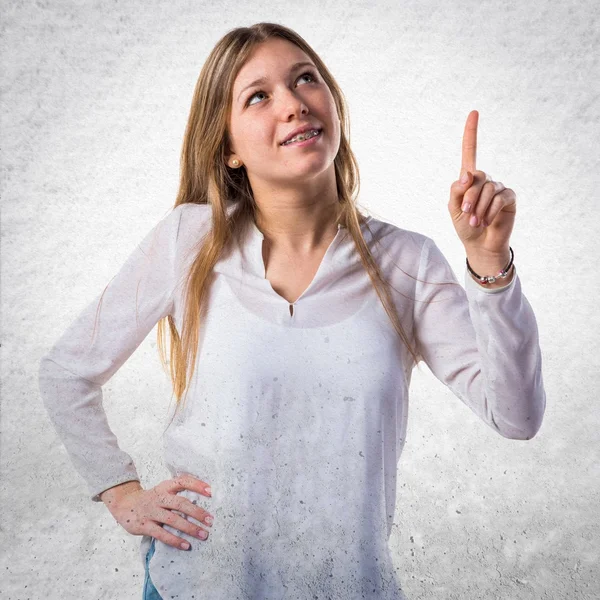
left=237, top=61, right=316, bottom=103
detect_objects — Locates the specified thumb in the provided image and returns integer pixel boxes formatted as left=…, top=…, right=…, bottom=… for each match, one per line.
left=449, top=169, right=473, bottom=213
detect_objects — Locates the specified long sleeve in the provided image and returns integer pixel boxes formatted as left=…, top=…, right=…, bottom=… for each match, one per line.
left=412, top=236, right=546, bottom=440
left=38, top=205, right=185, bottom=502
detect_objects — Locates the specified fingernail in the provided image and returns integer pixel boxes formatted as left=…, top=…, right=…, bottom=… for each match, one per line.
left=469, top=215, right=478, bottom=227
left=462, top=202, right=471, bottom=213
left=204, top=516, right=213, bottom=526
left=206, top=486, right=212, bottom=496
left=460, top=171, right=469, bottom=184
left=181, top=541, right=190, bottom=550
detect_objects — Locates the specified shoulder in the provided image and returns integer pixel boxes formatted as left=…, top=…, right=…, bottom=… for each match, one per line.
left=365, top=214, right=432, bottom=259
left=369, top=216, right=453, bottom=277
left=365, top=216, right=459, bottom=295
left=172, top=202, right=213, bottom=225
left=166, top=202, right=214, bottom=246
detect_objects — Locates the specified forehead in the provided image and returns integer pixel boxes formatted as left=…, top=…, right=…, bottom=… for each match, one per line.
left=234, top=39, right=311, bottom=86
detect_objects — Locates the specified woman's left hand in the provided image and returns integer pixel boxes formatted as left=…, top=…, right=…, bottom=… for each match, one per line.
left=448, top=110, right=517, bottom=257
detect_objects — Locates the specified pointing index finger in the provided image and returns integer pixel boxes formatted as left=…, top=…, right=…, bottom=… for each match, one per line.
left=461, top=110, right=479, bottom=176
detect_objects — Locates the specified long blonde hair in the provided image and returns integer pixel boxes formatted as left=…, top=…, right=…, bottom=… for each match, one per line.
left=157, top=22, right=432, bottom=426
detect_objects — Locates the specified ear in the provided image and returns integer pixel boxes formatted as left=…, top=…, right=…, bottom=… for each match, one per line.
left=224, top=133, right=236, bottom=165
left=225, top=155, right=241, bottom=168
left=224, top=143, right=240, bottom=167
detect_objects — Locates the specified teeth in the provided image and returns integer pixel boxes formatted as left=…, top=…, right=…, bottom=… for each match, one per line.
left=283, top=129, right=320, bottom=145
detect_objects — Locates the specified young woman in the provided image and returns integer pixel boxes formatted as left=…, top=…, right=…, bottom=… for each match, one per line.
left=38, top=22, right=546, bottom=600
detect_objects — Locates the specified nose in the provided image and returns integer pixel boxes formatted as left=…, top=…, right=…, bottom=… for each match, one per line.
left=277, top=87, right=309, bottom=120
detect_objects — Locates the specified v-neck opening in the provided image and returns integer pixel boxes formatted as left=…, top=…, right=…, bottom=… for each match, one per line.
left=254, top=221, right=345, bottom=306
left=242, top=214, right=373, bottom=322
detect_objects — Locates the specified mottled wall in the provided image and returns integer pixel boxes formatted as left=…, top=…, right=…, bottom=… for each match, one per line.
left=2, top=1, right=598, bottom=599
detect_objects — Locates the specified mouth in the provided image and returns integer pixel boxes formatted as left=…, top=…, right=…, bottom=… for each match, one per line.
left=280, top=128, right=323, bottom=147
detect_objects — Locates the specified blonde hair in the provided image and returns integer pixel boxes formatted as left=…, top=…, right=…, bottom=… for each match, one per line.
left=157, top=22, right=436, bottom=427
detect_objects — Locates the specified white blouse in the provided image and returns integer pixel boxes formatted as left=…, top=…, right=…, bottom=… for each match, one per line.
left=38, top=201, right=546, bottom=599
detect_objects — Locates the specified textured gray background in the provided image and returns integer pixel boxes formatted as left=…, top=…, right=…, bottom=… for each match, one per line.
left=2, top=1, right=599, bottom=598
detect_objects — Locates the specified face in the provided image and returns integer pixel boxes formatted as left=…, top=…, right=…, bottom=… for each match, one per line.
left=227, top=38, right=340, bottom=191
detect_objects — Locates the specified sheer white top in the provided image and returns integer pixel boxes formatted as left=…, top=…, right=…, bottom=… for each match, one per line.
left=38, top=201, right=546, bottom=599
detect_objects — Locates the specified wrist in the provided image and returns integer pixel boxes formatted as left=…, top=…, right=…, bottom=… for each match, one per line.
left=466, top=246, right=514, bottom=288
left=468, top=263, right=515, bottom=288
left=100, top=480, right=143, bottom=507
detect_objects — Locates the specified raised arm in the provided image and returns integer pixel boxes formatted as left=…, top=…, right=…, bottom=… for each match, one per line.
left=412, top=236, right=546, bottom=440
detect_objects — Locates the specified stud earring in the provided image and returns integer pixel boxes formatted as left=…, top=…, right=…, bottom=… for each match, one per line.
left=232, top=159, right=240, bottom=167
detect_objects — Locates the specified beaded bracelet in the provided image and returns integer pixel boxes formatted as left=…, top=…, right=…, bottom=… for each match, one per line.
left=466, top=246, right=514, bottom=285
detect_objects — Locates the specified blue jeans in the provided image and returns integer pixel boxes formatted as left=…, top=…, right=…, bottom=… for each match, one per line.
left=142, top=538, right=163, bottom=600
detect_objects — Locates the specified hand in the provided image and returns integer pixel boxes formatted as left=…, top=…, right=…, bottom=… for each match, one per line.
left=103, top=474, right=214, bottom=550
left=448, top=110, right=517, bottom=259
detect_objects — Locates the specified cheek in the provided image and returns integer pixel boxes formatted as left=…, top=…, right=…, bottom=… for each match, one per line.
left=326, top=112, right=341, bottom=147
left=242, top=122, right=276, bottom=152
left=324, top=100, right=340, bottom=136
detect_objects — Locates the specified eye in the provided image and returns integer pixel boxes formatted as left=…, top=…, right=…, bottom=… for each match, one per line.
left=245, top=71, right=318, bottom=107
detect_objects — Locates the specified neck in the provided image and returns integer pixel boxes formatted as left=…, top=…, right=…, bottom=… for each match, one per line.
left=253, top=194, right=342, bottom=253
